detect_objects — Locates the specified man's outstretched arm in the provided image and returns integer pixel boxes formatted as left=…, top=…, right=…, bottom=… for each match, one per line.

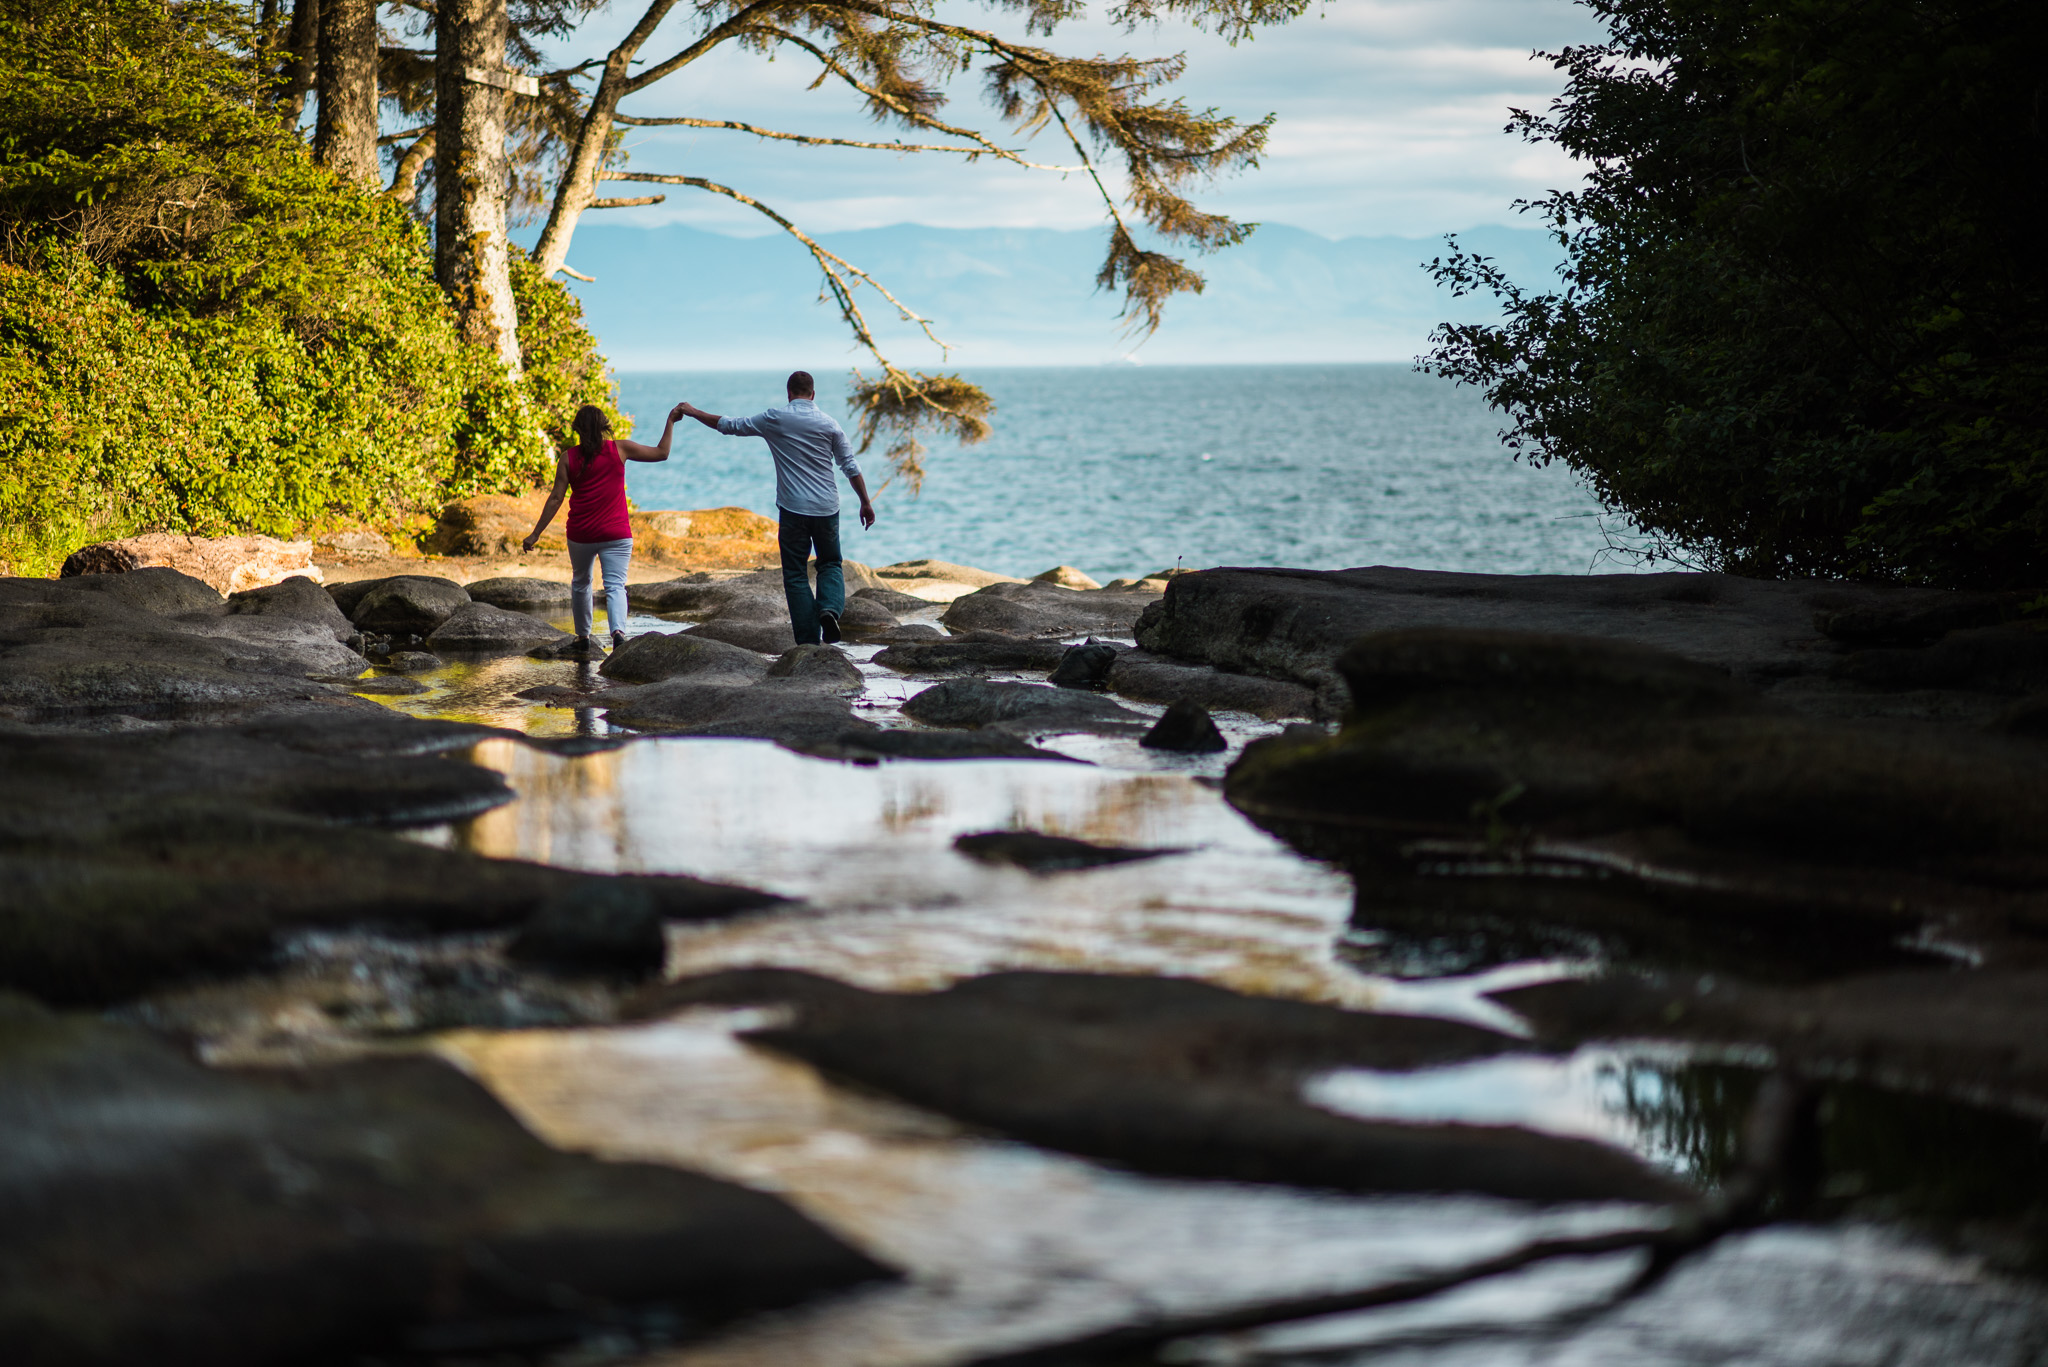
left=676, top=402, right=724, bottom=431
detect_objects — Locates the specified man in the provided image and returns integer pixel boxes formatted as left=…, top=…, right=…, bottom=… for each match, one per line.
left=677, top=372, right=877, bottom=645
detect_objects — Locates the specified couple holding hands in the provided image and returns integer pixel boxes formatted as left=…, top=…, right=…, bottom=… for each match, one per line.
left=524, top=370, right=877, bottom=657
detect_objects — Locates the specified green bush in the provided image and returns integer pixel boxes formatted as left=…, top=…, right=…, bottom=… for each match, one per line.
left=1424, top=0, right=2048, bottom=589
left=0, top=0, right=617, bottom=575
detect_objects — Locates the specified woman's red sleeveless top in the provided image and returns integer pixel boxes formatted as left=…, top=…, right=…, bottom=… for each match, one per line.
left=564, top=440, right=632, bottom=542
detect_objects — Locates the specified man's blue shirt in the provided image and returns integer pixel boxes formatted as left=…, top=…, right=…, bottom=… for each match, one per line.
left=716, top=399, right=862, bottom=517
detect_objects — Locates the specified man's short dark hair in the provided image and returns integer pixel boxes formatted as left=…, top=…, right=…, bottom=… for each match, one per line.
left=786, top=370, right=815, bottom=397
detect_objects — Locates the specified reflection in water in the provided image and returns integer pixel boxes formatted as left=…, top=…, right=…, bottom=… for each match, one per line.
left=431, top=737, right=1556, bottom=1027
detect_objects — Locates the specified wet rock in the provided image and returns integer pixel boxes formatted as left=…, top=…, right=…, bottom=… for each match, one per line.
left=349, top=576, right=469, bottom=636
left=0, top=612, right=357, bottom=717
left=61, top=532, right=320, bottom=595
left=527, top=636, right=607, bottom=661
left=225, top=575, right=353, bottom=641
left=684, top=619, right=796, bottom=654
left=941, top=580, right=1154, bottom=638
left=1033, top=565, right=1102, bottom=590
left=902, top=679, right=1147, bottom=731
left=602, top=631, right=768, bottom=685
left=1136, top=566, right=2028, bottom=722
left=225, top=711, right=509, bottom=759
left=1225, top=628, right=2048, bottom=923
left=1048, top=642, right=1122, bottom=690
left=1110, top=650, right=1319, bottom=721
left=313, top=673, right=430, bottom=696
left=599, top=679, right=872, bottom=743
left=954, top=830, right=1182, bottom=871
left=836, top=595, right=900, bottom=635
left=789, top=729, right=1077, bottom=763
left=868, top=624, right=947, bottom=644
left=425, top=601, right=571, bottom=653
left=873, top=636, right=1071, bottom=675
left=9, top=566, right=224, bottom=618
left=463, top=575, right=573, bottom=610
left=508, top=883, right=668, bottom=977
left=766, top=645, right=865, bottom=693
left=376, top=649, right=442, bottom=673
left=1140, top=699, right=1227, bottom=752
left=629, top=575, right=751, bottom=616
left=855, top=586, right=935, bottom=614
left=878, top=558, right=1023, bottom=589
left=168, top=614, right=369, bottom=677
left=650, top=970, right=1690, bottom=1204
left=0, top=1003, right=890, bottom=1365
left=515, top=683, right=594, bottom=706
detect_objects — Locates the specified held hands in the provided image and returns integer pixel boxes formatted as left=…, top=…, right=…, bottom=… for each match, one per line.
left=859, top=500, right=877, bottom=530
left=668, top=402, right=689, bottom=423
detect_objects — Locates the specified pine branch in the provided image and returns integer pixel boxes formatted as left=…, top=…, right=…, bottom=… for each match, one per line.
left=611, top=113, right=1029, bottom=161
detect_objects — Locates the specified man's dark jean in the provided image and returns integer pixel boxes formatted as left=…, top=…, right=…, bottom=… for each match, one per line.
left=777, top=508, right=845, bottom=645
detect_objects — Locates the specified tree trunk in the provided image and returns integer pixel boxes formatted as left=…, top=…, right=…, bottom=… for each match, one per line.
left=436, top=0, right=522, bottom=374
left=532, top=67, right=626, bottom=279
left=314, top=0, right=379, bottom=183
left=281, top=0, right=318, bottom=125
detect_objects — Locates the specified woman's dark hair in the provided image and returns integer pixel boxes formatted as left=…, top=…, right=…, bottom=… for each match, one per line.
left=571, top=405, right=611, bottom=469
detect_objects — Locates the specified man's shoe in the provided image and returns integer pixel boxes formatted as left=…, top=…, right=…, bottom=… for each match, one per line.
left=819, top=609, right=842, bottom=644
left=611, top=630, right=629, bottom=653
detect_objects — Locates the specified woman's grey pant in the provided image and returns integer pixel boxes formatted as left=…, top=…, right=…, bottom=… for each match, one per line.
left=567, top=537, right=632, bottom=637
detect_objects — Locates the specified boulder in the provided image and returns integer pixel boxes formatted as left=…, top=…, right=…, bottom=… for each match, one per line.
left=878, top=559, right=1023, bottom=589
left=226, top=575, right=353, bottom=641
left=629, top=575, right=727, bottom=614
left=601, top=631, right=769, bottom=685
left=463, top=576, right=573, bottom=611
left=61, top=533, right=322, bottom=595
left=36, top=567, right=224, bottom=618
left=766, top=644, right=865, bottom=693
left=684, top=619, right=797, bottom=654
left=598, top=679, right=872, bottom=743
left=901, top=679, right=1148, bottom=732
left=421, top=490, right=563, bottom=556
left=855, top=586, right=935, bottom=614
left=635, top=505, right=780, bottom=568
left=1048, top=642, right=1122, bottom=690
left=350, top=576, right=470, bottom=635
left=1109, top=650, right=1319, bottom=721
left=648, top=970, right=1689, bottom=1204
left=1140, top=699, right=1227, bottom=752
left=872, top=637, right=1071, bottom=675
left=1033, top=565, right=1102, bottom=590
left=0, top=1004, right=890, bottom=1364
left=425, top=602, right=570, bottom=653
left=941, top=580, right=1155, bottom=638
left=835, top=595, right=899, bottom=635
left=324, top=575, right=390, bottom=618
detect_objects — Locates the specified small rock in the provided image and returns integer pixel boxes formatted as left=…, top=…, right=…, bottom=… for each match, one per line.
left=791, top=730, right=1075, bottom=762
left=1141, top=699, right=1227, bottom=752
left=379, top=651, right=443, bottom=673
left=901, top=679, right=1147, bottom=731
left=507, top=884, right=668, bottom=977
left=528, top=636, right=607, bottom=661
left=836, top=595, right=900, bottom=635
left=351, top=576, right=470, bottom=635
left=1033, top=565, right=1102, bottom=591
left=953, top=830, right=1179, bottom=871
left=766, top=644, right=866, bottom=693
left=873, top=637, right=1070, bottom=675
left=1049, top=642, right=1122, bottom=690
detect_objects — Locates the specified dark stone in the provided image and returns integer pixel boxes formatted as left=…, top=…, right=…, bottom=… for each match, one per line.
left=835, top=595, right=900, bottom=635
left=940, top=580, right=1154, bottom=638
left=599, top=679, right=872, bottom=743
left=1048, top=642, right=1122, bottom=689
left=765, top=645, right=865, bottom=693
left=854, top=586, right=934, bottom=614
left=953, top=829, right=1182, bottom=871
left=349, top=576, right=470, bottom=636
left=425, top=602, right=569, bottom=653
left=1836, top=623, right=2048, bottom=694
left=1109, top=650, right=1319, bottom=721
left=867, top=624, right=947, bottom=644
left=463, top=576, right=574, bottom=610
left=0, top=1003, right=892, bottom=1365
left=602, top=631, right=768, bottom=685
left=226, top=575, right=353, bottom=641
left=648, top=970, right=1690, bottom=1205
left=1140, top=699, right=1227, bottom=752
left=788, top=729, right=1078, bottom=763
left=312, top=673, right=430, bottom=696
left=377, top=650, right=442, bottom=673
left=901, top=678, right=1147, bottom=732
left=46, top=566, right=224, bottom=617
left=325, top=576, right=390, bottom=617
left=1815, top=591, right=2023, bottom=646
left=508, top=883, right=668, bottom=977
left=872, top=637, right=1070, bottom=675
left=683, top=620, right=796, bottom=654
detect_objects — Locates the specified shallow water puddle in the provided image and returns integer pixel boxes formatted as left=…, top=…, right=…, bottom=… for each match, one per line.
left=443, top=1011, right=1660, bottom=1367
left=423, top=736, right=1546, bottom=1028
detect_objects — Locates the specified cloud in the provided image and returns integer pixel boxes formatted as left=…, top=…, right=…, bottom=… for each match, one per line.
left=526, top=0, right=1607, bottom=241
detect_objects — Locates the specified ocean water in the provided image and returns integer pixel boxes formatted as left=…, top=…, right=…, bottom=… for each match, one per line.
left=612, top=363, right=1629, bottom=583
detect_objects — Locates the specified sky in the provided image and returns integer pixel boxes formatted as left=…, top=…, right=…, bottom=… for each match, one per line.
left=523, top=0, right=1609, bottom=246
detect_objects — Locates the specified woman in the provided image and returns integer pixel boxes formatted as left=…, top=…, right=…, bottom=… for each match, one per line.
left=523, top=402, right=685, bottom=656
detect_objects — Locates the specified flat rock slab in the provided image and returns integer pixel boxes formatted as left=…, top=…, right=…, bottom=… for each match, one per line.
left=684, top=620, right=798, bottom=654
left=599, top=679, right=872, bottom=743
left=954, top=829, right=1184, bottom=872
left=787, top=729, right=1077, bottom=763
left=426, top=601, right=570, bottom=653
left=902, top=679, right=1148, bottom=732
left=463, top=575, right=574, bottom=610
left=1137, top=566, right=2033, bottom=720
left=602, top=631, right=769, bottom=685
left=0, top=1002, right=890, bottom=1365
left=941, top=581, right=1155, bottom=638
left=1110, top=650, right=1319, bottom=721
left=646, top=970, right=1689, bottom=1204
left=879, top=559, right=1023, bottom=588
left=873, top=637, right=1071, bottom=676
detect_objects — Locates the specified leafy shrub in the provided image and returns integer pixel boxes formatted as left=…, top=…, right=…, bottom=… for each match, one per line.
left=1424, top=0, right=2048, bottom=589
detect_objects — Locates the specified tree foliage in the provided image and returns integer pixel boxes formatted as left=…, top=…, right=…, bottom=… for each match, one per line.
left=1422, top=0, right=2048, bottom=589
left=0, top=0, right=619, bottom=573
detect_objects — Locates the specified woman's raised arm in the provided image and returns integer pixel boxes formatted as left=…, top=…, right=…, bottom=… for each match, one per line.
left=619, top=403, right=688, bottom=462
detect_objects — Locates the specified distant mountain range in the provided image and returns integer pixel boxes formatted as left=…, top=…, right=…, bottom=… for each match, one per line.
left=542, top=221, right=1566, bottom=370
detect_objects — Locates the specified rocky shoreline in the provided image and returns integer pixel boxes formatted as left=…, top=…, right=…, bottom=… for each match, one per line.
left=8, top=541, right=2048, bottom=1363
